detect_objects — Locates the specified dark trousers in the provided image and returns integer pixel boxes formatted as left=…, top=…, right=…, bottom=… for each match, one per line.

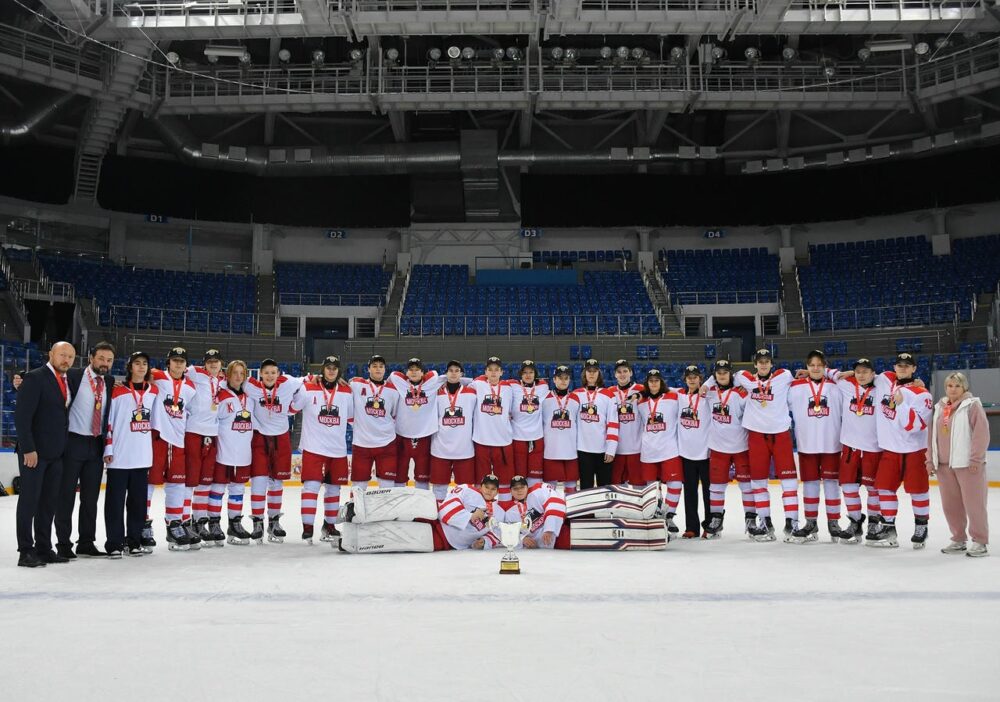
left=682, top=457, right=711, bottom=533
left=104, top=468, right=149, bottom=551
left=578, top=451, right=612, bottom=490
left=15, top=454, right=63, bottom=554
left=56, top=434, right=105, bottom=548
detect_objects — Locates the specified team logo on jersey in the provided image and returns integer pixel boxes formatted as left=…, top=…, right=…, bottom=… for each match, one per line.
left=130, top=407, right=152, bottom=433
left=258, top=397, right=283, bottom=413
left=880, top=394, right=897, bottom=420
left=679, top=407, right=700, bottom=428
left=232, top=409, right=253, bottom=433
left=579, top=404, right=600, bottom=423
left=550, top=408, right=572, bottom=430
left=442, top=406, right=466, bottom=427
left=526, top=507, right=544, bottom=532
left=806, top=397, right=831, bottom=418
left=750, top=389, right=774, bottom=404
left=365, top=397, right=387, bottom=418
left=849, top=397, right=875, bottom=416
left=318, top=404, right=341, bottom=426
left=618, top=402, right=636, bottom=423
left=519, top=396, right=541, bottom=414
left=162, top=396, right=185, bottom=420
left=645, top=412, right=666, bottom=433
left=711, top=403, right=732, bottom=424
left=480, top=395, right=504, bottom=416
left=405, top=392, right=429, bottom=410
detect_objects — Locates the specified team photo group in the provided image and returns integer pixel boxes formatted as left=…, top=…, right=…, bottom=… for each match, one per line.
left=13, top=338, right=991, bottom=567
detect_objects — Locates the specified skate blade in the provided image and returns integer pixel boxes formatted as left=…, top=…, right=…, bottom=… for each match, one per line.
left=267, top=535, right=285, bottom=543
left=227, top=537, right=250, bottom=545
left=840, top=537, right=861, bottom=545
left=865, top=540, right=899, bottom=548
left=912, top=542, right=926, bottom=550
left=188, top=542, right=202, bottom=550
left=107, top=553, right=123, bottom=560
left=140, top=546, right=154, bottom=554
left=252, top=538, right=264, bottom=546
left=750, top=534, right=776, bottom=542
left=125, top=551, right=144, bottom=558
left=167, top=543, right=190, bottom=551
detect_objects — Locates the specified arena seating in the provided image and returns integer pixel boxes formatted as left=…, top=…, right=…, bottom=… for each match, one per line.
left=659, top=248, right=780, bottom=303
left=798, top=235, right=1000, bottom=331
left=400, top=265, right=661, bottom=336
left=532, top=249, right=633, bottom=265
left=38, top=255, right=257, bottom=334
left=275, top=262, right=391, bottom=306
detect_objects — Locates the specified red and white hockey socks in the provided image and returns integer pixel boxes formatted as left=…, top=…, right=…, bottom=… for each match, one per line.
left=879, top=489, right=898, bottom=522
left=208, top=484, right=225, bottom=519
left=192, top=485, right=210, bottom=521
left=751, top=479, right=770, bottom=518
left=323, top=483, right=341, bottom=525
left=866, top=486, right=881, bottom=519
left=802, top=480, right=820, bottom=520
left=227, top=482, right=245, bottom=519
left=709, top=483, right=727, bottom=515
left=267, top=478, right=283, bottom=519
left=164, top=482, right=184, bottom=524
left=301, top=480, right=320, bottom=527
left=738, top=481, right=754, bottom=515
left=780, top=478, right=799, bottom=522
left=249, top=475, right=268, bottom=518
left=911, top=492, right=930, bottom=520
left=842, top=482, right=862, bottom=520
left=822, top=479, right=841, bottom=521
left=662, top=481, right=682, bottom=514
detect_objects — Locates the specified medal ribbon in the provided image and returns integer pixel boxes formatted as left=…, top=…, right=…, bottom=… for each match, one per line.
left=854, top=381, right=875, bottom=415
left=809, top=378, right=826, bottom=411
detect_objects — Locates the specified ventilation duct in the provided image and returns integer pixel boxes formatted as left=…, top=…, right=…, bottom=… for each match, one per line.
left=0, top=93, right=76, bottom=142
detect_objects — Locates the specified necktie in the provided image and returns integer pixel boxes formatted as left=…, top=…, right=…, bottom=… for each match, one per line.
left=92, top=376, right=105, bottom=436
left=55, top=372, right=68, bottom=405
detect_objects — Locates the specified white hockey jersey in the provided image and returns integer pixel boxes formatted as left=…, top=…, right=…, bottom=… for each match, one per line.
left=468, top=378, right=516, bottom=447
left=431, top=384, right=479, bottom=461
left=676, top=388, right=711, bottom=460
left=541, top=391, right=581, bottom=461
left=636, top=392, right=680, bottom=463
left=149, top=369, right=197, bottom=448
left=185, top=365, right=224, bottom=437
left=348, top=378, right=400, bottom=449
left=714, top=368, right=793, bottom=434
left=835, top=376, right=880, bottom=452
left=787, top=377, right=843, bottom=454
left=510, top=380, right=551, bottom=442
left=388, top=370, right=447, bottom=439
left=214, top=386, right=255, bottom=466
left=494, top=483, right=566, bottom=547
left=707, top=384, right=749, bottom=454
left=291, top=381, right=355, bottom=458
left=874, top=373, right=933, bottom=453
left=104, top=382, right=158, bottom=470
left=603, top=383, right=644, bottom=455
left=437, top=484, right=501, bottom=550
left=572, top=387, right=619, bottom=456
left=245, top=375, right=303, bottom=436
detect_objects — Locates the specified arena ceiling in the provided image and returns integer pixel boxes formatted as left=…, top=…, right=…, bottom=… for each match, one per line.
left=2, top=0, right=1000, bottom=222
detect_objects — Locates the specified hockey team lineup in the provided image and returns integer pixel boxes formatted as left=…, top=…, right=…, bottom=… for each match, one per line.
left=97, top=342, right=943, bottom=556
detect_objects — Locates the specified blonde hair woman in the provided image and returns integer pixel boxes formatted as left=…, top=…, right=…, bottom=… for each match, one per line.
left=926, top=372, right=991, bottom=557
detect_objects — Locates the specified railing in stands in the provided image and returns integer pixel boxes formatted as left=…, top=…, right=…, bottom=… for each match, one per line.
left=10, top=278, right=75, bottom=303
left=99, top=304, right=262, bottom=336
left=803, top=301, right=965, bottom=334
left=400, top=314, right=663, bottom=338
left=278, top=292, right=386, bottom=307
left=672, top=290, right=780, bottom=305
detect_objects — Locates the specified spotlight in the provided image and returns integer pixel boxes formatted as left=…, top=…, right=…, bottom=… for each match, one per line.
left=631, top=47, right=646, bottom=61
left=669, top=46, right=685, bottom=64
left=461, top=46, right=476, bottom=61
left=385, top=47, right=399, bottom=62
left=349, top=48, right=364, bottom=62
left=599, top=46, right=613, bottom=60
left=206, top=53, right=219, bottom=64
left=311, top=49, right=325, bottom=65
left=615, top=46, right=629, bottom=59
left=239, top=51, right=251, bottom=65
left=428, top=47, right=442, bottom=64
left=550, top=46, right=564, bottom=61
left=447, top=46, right=461, bottom=60
left=781, top=46, right=796, bottom=62
left=822, top=62, right=836, bottom=79
left=278, top=48, right=291, bottom=63
left=165, top=51, right=180, bottom=65
left=492, top=47, right=505, bottom=62
left=506, top=46, right=522, bottom=61
left=744, top=46, right=760, bottom=62
left=856, top=47, right=871, bottom=62
left=914, top=41, right=930, bottom=56
left=934, top=37, right=950, bottom=50
left=564, top=47, right=578, bottom=64
left=204, top=45, right=249, bottom=59
left=710, top=46, right=726, bottom=62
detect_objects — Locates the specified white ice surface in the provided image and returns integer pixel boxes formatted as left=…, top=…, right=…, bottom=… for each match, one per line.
left=2, top=485, right=999, bottom=702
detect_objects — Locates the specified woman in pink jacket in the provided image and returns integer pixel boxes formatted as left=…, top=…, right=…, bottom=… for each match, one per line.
left=926, top=372, right=991, bottom=557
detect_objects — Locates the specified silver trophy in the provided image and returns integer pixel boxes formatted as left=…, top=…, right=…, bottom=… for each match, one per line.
left=495, top=517, right=528, bottom=574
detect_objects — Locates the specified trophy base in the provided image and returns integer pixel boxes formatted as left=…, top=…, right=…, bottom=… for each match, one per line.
left=499, top=558, right=521, bottom=575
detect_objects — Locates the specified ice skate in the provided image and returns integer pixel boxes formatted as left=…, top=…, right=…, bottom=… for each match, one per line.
left=227, top=517, right=251, bottom=545
left=702, top=512, right=724, bottom=539
left=250, top=516, right=265, bottom=545
left=746, top=513, right=774, bottom=542
left=664, top=514, right=679, bottom=542
left=827, top=520, right=850, bottom=543
left=788, top=519, right=818, bottom=544
left=911, top=518, right=928, bottom=550
left=865, top=521, right=898, bottom=548
left=140, top=519, right=156, bottom=553
left=864, top=515, right=882, bottom=541
left=302, top=524, right=315, bottom=545
left=782, top=518, right=800, bottom=543
left=206, top=517, right=226, bottom=546
left=840, top=515, right=865, bottom=544
left=166, top=520, right=193, bottom=551
left=267, top=514, right=287, bottom=543
left=182, top=519, right=202, bottom=550
left=196, top=518, right=214, bottom=545
left=125, top=540, right=145, bottom=557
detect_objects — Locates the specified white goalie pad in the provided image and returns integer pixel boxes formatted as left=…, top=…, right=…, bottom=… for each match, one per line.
left=348, top=487, right=439, bottom=524
left=569, top=519, right=667, bottom=551
left=339, top=521, right=435, bottom=553
left=565, top=483, right=659, bottom=520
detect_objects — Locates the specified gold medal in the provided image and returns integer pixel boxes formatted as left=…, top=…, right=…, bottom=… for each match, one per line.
left=588, top=407, right=596, bottom=415
left=172, top=404, right=179, bottom=413
left=372, top=400, right=381, bottom=409
left=411, top=403, right=420, bottom=411
left=134, top=411, right=143, bottom=422
left=856, top=409, right=863, bottom=416
left=814, top=404, right=821, bottom=413
left=95, top=401, right=102, bottom=411
left=210, top=403, right=218, bottom=411
left=526, top=406, right=535, bottom=414
left=760, top=400, right=768, bottom=408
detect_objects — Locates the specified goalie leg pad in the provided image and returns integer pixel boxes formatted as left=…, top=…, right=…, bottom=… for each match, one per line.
left=339, top=521, right=435, bottom=553
left=348, top=486, right=439, bottom=523
left=569, top=518, right=667, bottom=550
left=565, top=483, right=659, bottom=520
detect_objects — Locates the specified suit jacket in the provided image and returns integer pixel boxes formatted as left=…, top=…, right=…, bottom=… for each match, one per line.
left=15, top=365, right=71, bottom=460
left=64, top=367, right=116, bottom=459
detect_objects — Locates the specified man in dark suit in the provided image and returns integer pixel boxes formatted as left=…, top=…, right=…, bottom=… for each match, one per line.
left=14, top=341, right=76, bottom=568
left=55, top=341, right=116, bottom=559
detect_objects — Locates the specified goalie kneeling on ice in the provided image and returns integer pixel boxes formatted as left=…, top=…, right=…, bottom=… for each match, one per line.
left=569, top=519, right=666, bottom=551
left=344, top=486, right=439, bottom=524
left=565, top=483, right=659, bottom=520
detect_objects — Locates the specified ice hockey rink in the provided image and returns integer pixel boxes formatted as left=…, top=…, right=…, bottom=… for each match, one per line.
left=3, top=485, right=999, bottom=702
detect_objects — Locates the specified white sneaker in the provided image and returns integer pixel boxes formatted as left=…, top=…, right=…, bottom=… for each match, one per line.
left=966, top=542, right=989, bottom=558
left=940, top=540, right=967, bottom=555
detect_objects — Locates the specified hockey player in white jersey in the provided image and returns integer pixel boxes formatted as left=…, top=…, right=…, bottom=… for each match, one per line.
left=703, top=359, right=753, bottom=540
left=495, top=475, right=566, bottom=549
left=430, top=360, right=479, bottom=500
left=436, top=474, right=502, bottom=550
left=541, top=365, right=581, bottom=494
left=510, top=360, right=550, bottom=487
left=349, top=355, right=401, bottom=488
left=388, top=358, right=447, bottom=489
left=604, top=359, right=644, bottom=485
